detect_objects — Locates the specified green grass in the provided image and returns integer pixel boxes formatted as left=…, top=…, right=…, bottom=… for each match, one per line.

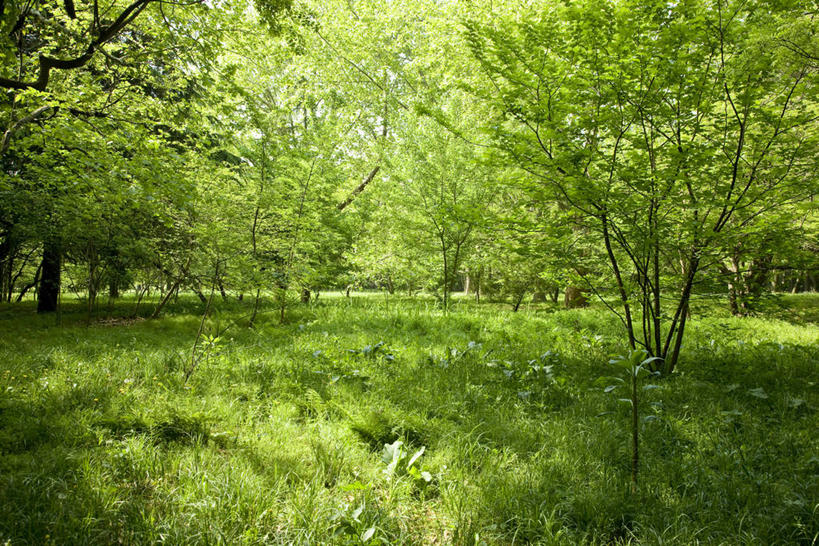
left=0, top=293, right=817, bottom=544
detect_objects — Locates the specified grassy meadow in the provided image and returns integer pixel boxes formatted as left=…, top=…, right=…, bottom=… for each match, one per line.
left=0, top=293, right=817, bottom=544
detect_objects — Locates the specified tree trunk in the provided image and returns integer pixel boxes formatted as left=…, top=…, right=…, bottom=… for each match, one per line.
left=249, top=288, right=261, bottom=328
left=109, top=277, right=120, bottom=299
left=727, top=281, right=740, bottom=316
left=631, top=370, right=639, bottom=494
left=563, top=286, right=588, bottom=309
left=194, top=288, right=208, bottom=303
left=151, top=279, right=181, bottom=319
left=37, top=240, right=61, bottom=313
left=513, top=291, right=525, bottom=312
left=87, top=256, right=98, bottom=323
left=16, top=262, right=42, bottom=302
left=131, top=284, right=148, bottom=317
left=301, top=288, right=311, bottom=303
left=0, top=238, right=10, bottom=302
left=279, top=289, right=287, bottom=324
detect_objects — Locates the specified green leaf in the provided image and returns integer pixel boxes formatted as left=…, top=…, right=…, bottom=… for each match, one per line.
left=351, top=503, right=364, bottom=522
left=381, top=440, right=404, bottom=465
left=748, top=387, right=769, bottom=399
left=406, top=446, right=425, bottom=470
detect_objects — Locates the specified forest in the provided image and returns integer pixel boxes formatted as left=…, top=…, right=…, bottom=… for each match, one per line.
left=1, top=0, right=818, bottom=543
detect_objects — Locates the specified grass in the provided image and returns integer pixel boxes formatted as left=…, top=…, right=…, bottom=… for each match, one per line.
left=0, top=292, right=817, bottom=544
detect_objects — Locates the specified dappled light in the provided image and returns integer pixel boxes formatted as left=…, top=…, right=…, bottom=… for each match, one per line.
left=1, top=0, right=818, bottom=543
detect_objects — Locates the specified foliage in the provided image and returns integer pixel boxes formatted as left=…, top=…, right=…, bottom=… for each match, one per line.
left=0, top=1, right=818, bottom=543
left=464, top=0, right=819, bottom=371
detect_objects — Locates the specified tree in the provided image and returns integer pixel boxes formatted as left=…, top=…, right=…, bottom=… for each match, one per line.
left=466, top=0, right=819, bottom=373
left=387, top=111, right=490, bottom=311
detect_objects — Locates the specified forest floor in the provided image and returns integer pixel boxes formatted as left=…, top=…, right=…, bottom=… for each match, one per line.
left=0, top=293, right=817, bottom=545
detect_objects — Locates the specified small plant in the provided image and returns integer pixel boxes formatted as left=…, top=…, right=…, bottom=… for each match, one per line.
left=348, top=341, right=395, bottom=361
left=427, top=340, right=482, bottom=369
left=329, top=499, right=377, bottom=543
left=600, top=349, right=662, bottom=494
left=381, top=439, right=433, bottom=486
left=489, top=350, right=567, bottom=391
left=184, top=333, right=223, bottom=385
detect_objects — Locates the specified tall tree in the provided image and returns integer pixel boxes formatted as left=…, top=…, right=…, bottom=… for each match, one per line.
left=466, top=0, right=819, bottom=372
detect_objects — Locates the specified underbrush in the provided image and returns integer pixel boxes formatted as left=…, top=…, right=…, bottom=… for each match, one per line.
left=0, top=294, right=817, bottom=544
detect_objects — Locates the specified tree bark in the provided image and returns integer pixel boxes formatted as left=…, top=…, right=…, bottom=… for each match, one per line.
left=109, top=276, right=120, bottom=299
left=249, top=288, right=262, bottom=328
left=36, top=240, right=61, bottom=313
left=151, top=279, right=181, bottom=318
left=513, top=291, right=525, bottom=312
left=16, top=262, right=41, bottom=302
left=0, top=237, right=10, bottom=302
left=337, top=166, right=381, bottom=211
left=563, top=286, right=588, bottom=309
left=194, top=288, right=208, bottom=303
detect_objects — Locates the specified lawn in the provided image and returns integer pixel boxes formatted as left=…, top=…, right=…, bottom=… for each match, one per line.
left=0, top=294, right=817, bottom=544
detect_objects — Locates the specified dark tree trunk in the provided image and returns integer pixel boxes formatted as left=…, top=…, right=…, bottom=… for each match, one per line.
left=727, top=282, right=740, bottom=316
left=107, top=251, right=125, bottom=299
left=109, top=278, right=120, bottom=299
left=249, top=288, right=261, bottom=328
left=0, top=237, right=13, bottom=302
left=301, top=288, right=311, bottom=303
left=513, top=291, right=525, bottom=312
left=152, top=279, right=181, bottom=319
left=474, top=266, right=482, bottom=303
left=16, top=262, right=41, bottom=302
left=194, top=288, right=208, bottom=303
left=37, top=241, right=61, bottom=313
